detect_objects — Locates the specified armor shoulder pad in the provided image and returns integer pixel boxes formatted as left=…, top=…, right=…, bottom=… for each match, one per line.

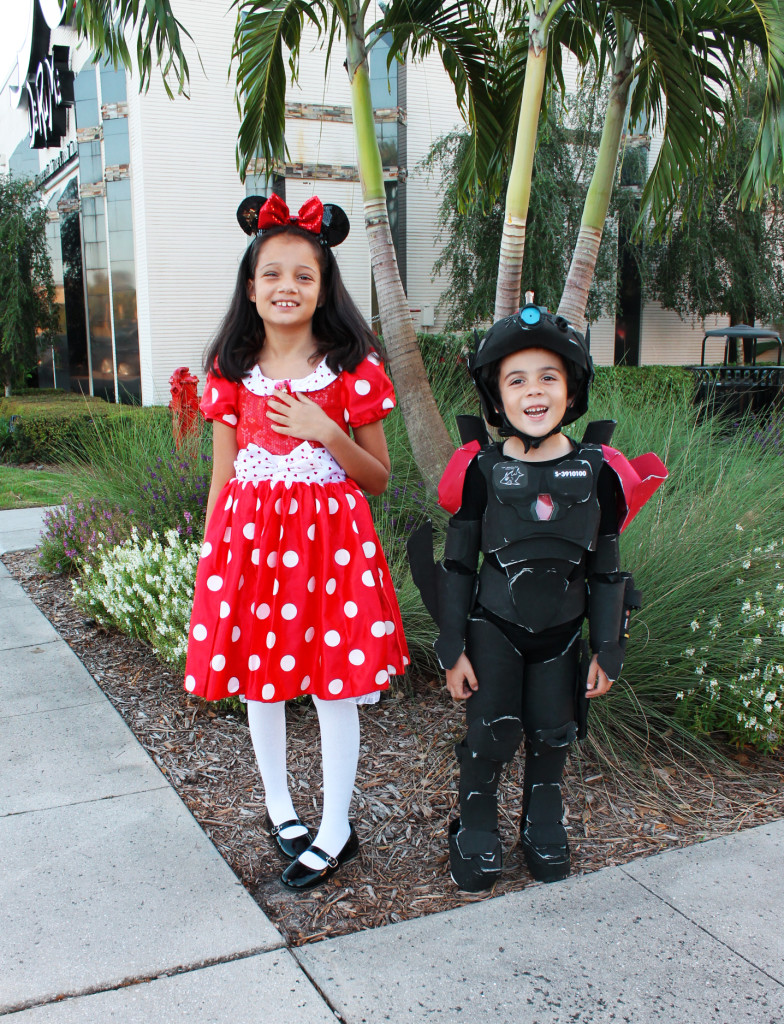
left=438, top=441, right=482, bottom=514
left=601, top=445, right=668, bottom=533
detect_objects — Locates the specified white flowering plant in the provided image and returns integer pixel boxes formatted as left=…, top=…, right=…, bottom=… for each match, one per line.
left=72, top=528, right=199, bottom=670
left=672, top=539, right=784, bottom=752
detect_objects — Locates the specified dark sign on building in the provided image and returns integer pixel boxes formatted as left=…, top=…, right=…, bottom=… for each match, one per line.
left=22, top=1, right=74, bottom=149
left=27, top=45, right=74, bottom=149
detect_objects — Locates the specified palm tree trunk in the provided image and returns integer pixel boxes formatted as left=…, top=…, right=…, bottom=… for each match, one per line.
left=346, top=9, right=453, bottom=488
left=493, top=26, right=548, bottom=322
left=557, top=20, right=635, bottom=332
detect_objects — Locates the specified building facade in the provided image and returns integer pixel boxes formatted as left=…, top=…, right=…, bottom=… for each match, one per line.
left=2, top=1, right=732, bottom=405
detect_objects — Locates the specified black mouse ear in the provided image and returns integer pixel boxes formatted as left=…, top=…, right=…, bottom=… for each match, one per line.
left=320, top=204, right=350, bottom=247
left=237, top=196, right=267, bottom=236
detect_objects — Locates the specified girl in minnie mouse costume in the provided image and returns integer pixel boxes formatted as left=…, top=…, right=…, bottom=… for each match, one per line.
left=408, top=304, right=667, bottom=892
left=185, top=195, right=408, bottom=890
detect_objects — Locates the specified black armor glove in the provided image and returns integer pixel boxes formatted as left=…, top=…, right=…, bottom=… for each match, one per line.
left=407, top=518, right=481, bottom=671
left=433, top=564, right=476, bottom=670
left=587, top=573, right=641, bottom=682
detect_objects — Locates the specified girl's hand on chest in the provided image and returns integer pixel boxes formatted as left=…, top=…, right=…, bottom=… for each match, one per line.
left=267, top=391, right=338, bottom=446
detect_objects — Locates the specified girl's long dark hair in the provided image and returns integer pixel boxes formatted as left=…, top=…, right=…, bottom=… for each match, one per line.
left=204, top=224, right=383, bottom=380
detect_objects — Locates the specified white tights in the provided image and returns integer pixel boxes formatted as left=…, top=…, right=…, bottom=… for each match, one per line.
left=247, top=695, right=360, bottom=869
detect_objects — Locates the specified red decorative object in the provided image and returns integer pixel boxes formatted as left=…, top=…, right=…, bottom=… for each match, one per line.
left=169, top=367, right=201, bottom=450
left=438, top=441, right=481, bottom=514
left=257, top=194, right=324, bottom=235
left=601, top=444, right=669, bottom=533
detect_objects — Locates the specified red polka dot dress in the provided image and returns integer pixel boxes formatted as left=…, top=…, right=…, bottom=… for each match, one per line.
left=184, top=354, right=409, bottom=704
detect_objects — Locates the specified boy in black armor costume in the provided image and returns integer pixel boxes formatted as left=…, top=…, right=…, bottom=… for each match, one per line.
left=409, top=305, right=667, bottom=892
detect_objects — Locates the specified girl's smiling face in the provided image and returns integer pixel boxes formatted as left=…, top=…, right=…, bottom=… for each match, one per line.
left=248, top=233, right=322, bottom=330
left=497, top=348, right=570, bottom=438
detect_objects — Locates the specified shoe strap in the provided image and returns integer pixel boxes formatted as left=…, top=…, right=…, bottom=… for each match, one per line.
left=271, top=818, right=305, bottom=837
left=306, top=844, right=338, bottom=868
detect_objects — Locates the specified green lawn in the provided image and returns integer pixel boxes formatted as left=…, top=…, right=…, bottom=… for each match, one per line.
left=0, top=465, right=73, bottom=510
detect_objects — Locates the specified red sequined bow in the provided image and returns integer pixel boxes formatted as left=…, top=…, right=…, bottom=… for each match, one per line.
left=257, top=194, right=324, bottom=235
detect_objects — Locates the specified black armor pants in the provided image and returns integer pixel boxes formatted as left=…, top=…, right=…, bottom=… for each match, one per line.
left=450, top=614, right=578, bottom=889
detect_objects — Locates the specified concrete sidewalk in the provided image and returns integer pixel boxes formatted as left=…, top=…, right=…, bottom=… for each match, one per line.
left=0, top=507, right=59, bottom=555
left=1, top=506, right=783, bottom=1022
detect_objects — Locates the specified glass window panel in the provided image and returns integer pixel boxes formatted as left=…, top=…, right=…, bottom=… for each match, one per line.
left=108, top=229, right=134, bottom=263
left=58, top=180, right=90, bottom=395
left=110, top=178, right=131, bottom=201
left=99, top=62, right=127, bottom=104
left=84, top=240, right=107, bottom=269
left=377, top=122, right=397, bottom=165
left=85, top=266, right=114, bottom=402
left=106, top=179, right=140, bottom=402
left=370, top=35, right=397, bottom=107
left=103, top=118, right=130, bottom=166
left=74, top=66, right=99, bottom=128
left=77, top=140, right=102, bottom=185
left=43, top=203, right=64, bottom=390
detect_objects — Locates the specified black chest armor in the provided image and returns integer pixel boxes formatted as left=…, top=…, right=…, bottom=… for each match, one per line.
left=475, top=444, right=605, bottom=632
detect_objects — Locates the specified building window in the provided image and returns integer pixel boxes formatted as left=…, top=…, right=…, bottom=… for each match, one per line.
left=369, top=34, right=406, bottom=322
left=71, top=62, right=139, bottom=401
left=57, top=178, right=90, bottom=395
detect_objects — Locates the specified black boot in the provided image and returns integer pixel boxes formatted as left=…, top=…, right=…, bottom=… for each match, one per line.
left=448, top=817, right=502, bottom=892
left=520, top=782, right=570, bottom=883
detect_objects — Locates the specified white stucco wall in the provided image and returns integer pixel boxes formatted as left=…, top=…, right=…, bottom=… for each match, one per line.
left=125, top=0, right=245, bottom=404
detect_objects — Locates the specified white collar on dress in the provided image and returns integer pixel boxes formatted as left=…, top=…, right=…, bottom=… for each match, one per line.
left=241, top=357, right=338, bottom=396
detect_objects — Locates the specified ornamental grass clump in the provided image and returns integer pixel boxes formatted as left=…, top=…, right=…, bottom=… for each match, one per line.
left=583, top=379, right=784, bottom=755
left=72, top=528, right=199, bottom=670
left=58, top=406, right=212, bottom=536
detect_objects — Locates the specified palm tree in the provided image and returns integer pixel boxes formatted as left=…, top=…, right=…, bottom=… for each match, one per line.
left=558, top=1, right=784, bottom=331
left=73, top=0, right=492, bottom=486
left=488, top=0, right=591, bottom=321
left=469, top=0, right=784, bottom=328
left=556, top=3, right=725, bottom=331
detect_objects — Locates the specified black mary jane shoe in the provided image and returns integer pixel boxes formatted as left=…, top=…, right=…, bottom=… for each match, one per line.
left=265, top=814, right=314, bottom=861
left=280, top=825, right=360, bottom=891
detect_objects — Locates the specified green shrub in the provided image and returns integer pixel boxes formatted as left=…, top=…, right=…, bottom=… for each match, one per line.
left=673, top=540, right=784, bottom=753
left=0, top=391, right=168, bottom=464
left=368, top=409, right=443, bottom=677
left=593, top=364, right=696, bottom=405
left=0, top=416, right=12, bottom=458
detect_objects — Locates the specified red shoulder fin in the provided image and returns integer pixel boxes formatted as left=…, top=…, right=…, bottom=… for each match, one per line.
left=438, top=441, right=481, bottom=514
left=601, top=445, right=668, bottom=533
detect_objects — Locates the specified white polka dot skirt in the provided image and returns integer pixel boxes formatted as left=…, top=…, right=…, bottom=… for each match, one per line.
left=185, top=478, right=409, bottom=702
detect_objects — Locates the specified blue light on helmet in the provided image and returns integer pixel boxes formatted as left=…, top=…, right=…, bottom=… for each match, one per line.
left=520, top=305, right=541, bottom=326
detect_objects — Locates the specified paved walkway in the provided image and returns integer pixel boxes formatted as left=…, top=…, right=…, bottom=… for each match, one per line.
left=1, top=507, right=783, bottom=1022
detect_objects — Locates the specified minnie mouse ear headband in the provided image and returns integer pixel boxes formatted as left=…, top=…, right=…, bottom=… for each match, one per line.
left=237, top=194, right=350, bottom=248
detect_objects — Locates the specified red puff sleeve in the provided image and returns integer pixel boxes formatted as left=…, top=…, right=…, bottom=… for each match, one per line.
left=342, top=354, right=397, bottom=428
left=200, top=371, right=240, bottom=428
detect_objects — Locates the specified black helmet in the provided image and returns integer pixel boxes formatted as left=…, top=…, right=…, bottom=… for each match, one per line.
left=470, top=304, right=593, bottom=444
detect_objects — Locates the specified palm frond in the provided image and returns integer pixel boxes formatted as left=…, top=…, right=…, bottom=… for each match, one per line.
left=232, top=0, right=333, bottom=178
left=72, top=0, right=193, bottom=97
left=379, top=0, right=501, bottom=200
left=603, top=0, right=730, bottom=232
left=719, top=0, right=784, bottom=207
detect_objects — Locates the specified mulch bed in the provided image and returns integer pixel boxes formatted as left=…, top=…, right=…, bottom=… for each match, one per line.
left=6, top=549, right=784, bottom=946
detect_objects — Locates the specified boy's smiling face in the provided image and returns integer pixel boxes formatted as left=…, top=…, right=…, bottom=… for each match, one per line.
left=497, top=348, right=570, bottom=439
